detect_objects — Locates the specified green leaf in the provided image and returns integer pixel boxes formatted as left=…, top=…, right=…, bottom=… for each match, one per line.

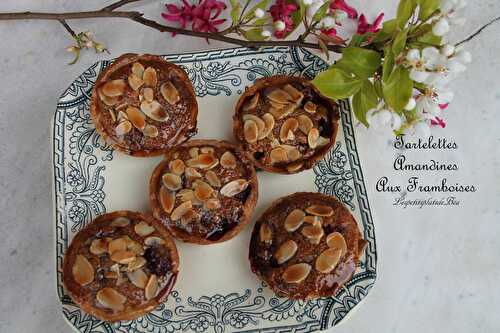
left=396, top=0, right=416, bottom=29
left=373, top=19, right=398, bottom=43
left=313, top=0, right=332, bottom=22
left=382, top=67, right=413, bottom=112
left=417, top=30, right=442, bottom=46
left=352, top=80, right=379, bottom=126
left=418, top=0, right=439, bottom=21
left=312, top=68, right=364, bottom=100
left=318, top=38, right=330, bottom=60
left=243, top=28, right=266, bottom=41
left=382, top=46, right=394, bottom=82
left=335, top=47, right=382, bottom=78
left=229, top=0, right=241, bottom=23
left=243, top=0, right=270, bottom=20
left=392, top=28, right=408, bottom=56
left=349, top=34, right=369, bottom=47
left=373, top=79, right=383, bottom=98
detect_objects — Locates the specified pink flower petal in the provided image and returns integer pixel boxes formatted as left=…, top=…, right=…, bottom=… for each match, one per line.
left=331, top=0, right=358, bottom=19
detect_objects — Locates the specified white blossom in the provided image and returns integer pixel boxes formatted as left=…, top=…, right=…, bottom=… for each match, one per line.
left=261, top=29, right=272, bottom=38
left=441, top=44, right=455, bottom=57
left=406, top=47, right=446, bottom=83
left=366, top=108, right=402, bottom=132
left=320, top=16, right=335, bottom=29
left=254, top=8, right=265, bottom=18
left=432, top=18, right=450, bottom=36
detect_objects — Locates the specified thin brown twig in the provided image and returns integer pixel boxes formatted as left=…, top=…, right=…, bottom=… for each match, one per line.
left=58, top=19, right=77, bottom=38
left=456, top=15, right=500, bottom=46
left=102, top=0, right=143, bottom=11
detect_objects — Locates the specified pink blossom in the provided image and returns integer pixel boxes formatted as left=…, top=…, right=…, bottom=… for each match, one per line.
left=162, top=0, right=226, bottom=34
left=330, top=0, right=358, bottom=19
left=321, top=27, right=338, bottom=38
left=431, top=117, right=446, bottom=128
left=269, top=0, right=298, bottom=38
left=439, top=103, right=449, bottom=110
left=320, top=27, right=346, bottom=45
left=357, top=13, right=384, bottom=34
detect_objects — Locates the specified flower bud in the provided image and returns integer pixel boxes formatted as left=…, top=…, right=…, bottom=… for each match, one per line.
left=303, top=0, right=313, bottom=5
left=274, top=20, right=286, bottom=32
left=261, top=29, right=272, bottom=38
left=404, top=98, right=416, bottom=111
left=432, top=18, right=450, bottom=36
left=441, top=44, right=455, bottom=57
left=254, top=8, right=265, bottom=18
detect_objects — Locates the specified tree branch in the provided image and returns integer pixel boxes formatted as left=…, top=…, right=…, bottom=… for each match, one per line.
left=456, top=15, right=500, bottom=46
left=102, top=0, right=144, bottom=12
left=58, top=19, right=77, bottom=38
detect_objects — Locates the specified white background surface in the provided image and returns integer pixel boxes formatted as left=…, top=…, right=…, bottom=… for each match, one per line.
left=0, top=0, right=499, bottom=332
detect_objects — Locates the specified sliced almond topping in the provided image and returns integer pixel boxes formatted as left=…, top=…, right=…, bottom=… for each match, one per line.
left=168, top=159, right=185, bottom=176
left=90, top=239, right=108, bottom=255
left=108, top=238, right=127, bottom=254
left=304, top=215, right=322, bottom=226
left=127, top=268, right=148, bottom=289
left=199, top=147, right=213, bottom=155
left=304, top=101, right=317, bottom=113
left=140, top=100, right=168, bottom=122
left=317, top=136, right=330, bottom=147
left=205, top=198, right=221, bottom=210
left=98, top=89, right=119, bottom=106
left=243, top=92, right=260, bottom=111
left=110, top=250, right=136, bottom=264
left=244, top=120, right=258, bottom=143
left=194, top=181, right=214, bottom=201
left=159, top=186, right=175, bottom=214
left=298, top=114, right=314, bottom=134
left=102, top=79, right=126, bottom=97
left=315, top=248, right=342, bottom=273
left=186, top=153, right=219, bottom=169
left=269, top=104, right=297, bottom=120
left=142, top=87, right=154, bottom=102
left=115, top=120, right=132, bottom=136
left=301, top=224, right=324, bottom=244
left=145, top=274, right=159, bottom=300
left=72, top=255, right=94, bottom=286
left=143, top=67, right=158, bottom=87
left=326, top=232, right=347, bottom=257
left=220, top=151, right=237, bottom=169
left=180, top=209, right=197, bottom=226
left=132, top=62, right=145, bottom=77
left=281, top=145, right=301, bottom=162
left=117, top=110, right=128, bottom=121
left=274, top=239, right=298, bottom=265
left=205, top=170, right=221, bottom=187
left=108, top=109, right=117, bottom=122
left=97, top=288, right=126, bottom=311
left=134, top=221, right=155, bottom=237
left=284, top=209, right=305, bottom=232
left=259, top=224, right=273, bottom=244
left=283, top=84, right=304, bottom=103
left=128, top=74, right=144, bottom=91
left=185, top=167, right=202, bottom=180
left=260, top=113, right=275, bottom=139
left=282, top=263, right=311, bottom=284
left=307, top=128, right=320, bottom=149
left=162, top=173, right=182, bottom=191
left=127, top=256, right=147, bottom=271
left=126, top=106, right=146, bottom=130
left=305, top=204, right=334, bottom=217
left=111, top=217, right=130, bottom=227
left=220, top=179, right=248, bottom=197
left=127, top=239, right=145, bottom=255
left=143, top=124, right=159, bottom=138
left=161, top=81, right=180, bottom=104
left=144, top=236, right=166, bottom=247
left=243, top=114, right=265, bottom=138
left=171, top=201, right=192, bottom=220
left=286, top=162, right=303, bottom=173
left=189, top=147, right=199, bottom=158
left=177, top=189, right=195, bottom=202
left=266, top=88, right=292, bottom=104
left=270, top=146, right=288, bottom=164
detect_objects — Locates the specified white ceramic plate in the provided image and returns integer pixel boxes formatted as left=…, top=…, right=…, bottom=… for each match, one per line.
left=52, top=46, right=377, bottom=333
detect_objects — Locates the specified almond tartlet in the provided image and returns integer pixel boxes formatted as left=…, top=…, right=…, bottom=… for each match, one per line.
left=149, top=140, right=258, bottom=244
left=62, top=211, right=179, bottom=321
left=90, top=53, right=198, bottom=156
left=233, top=75, right=339, bottom=174
left=249, top=192, right=366, bottom=299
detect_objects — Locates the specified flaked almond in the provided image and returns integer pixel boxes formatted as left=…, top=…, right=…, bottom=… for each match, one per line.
left=266, top=88, right=292, bottom=104
left=177, top=189, right=195, bottom=202
left=243, top=92, right=259, bottom=111
left=306, top=204, right=334, bottom=217
left=205, top=198, right=221, bottom=210
left=286, top=162, right=303, bottom=173
left=280, top=118, right=299, bottom=142
left=117, top=110, right=128, bottom=121
left=200, top=147, right=214, bottom=155
left=284, top=209, right=305, bottom=232
left=180, top=209, right=196, bottom=226
left=115, top=120, right=132, bottom=136
left=127, top=256, right=147, bottom=271
left=144, top=237, right=165, bottom=247
left=161, top=81, right=180, bottom=104
left=304, top=215, right=322, bottom=226
left=186, top=153, right=218, bottom=169
left=143, top=67, right=158, bottom=87
left=108, top=238, right=127, bottom=254
left=159, top=186, right=175, bottom=213
left=125, top=106, right=146, bottom=130
left=269, top=103, right=296, bottom=120
left=162, top=173, right=182, bottom=191
left=111, top=217, right=130, bottom=227
left=220, top=151, right=237, bottom=169
left=308, top=128, right=320, bottom=148
left=140, top=100, right=168, bottom=122
left=326, top=232, right=347, bottom=257
left=317, top=136, right=330, bottom=147
left=270, top=146, right=288, bottom=164
left=127, top=239, right=144, bottom=256
left=96, top=288, right=126, bottom=311
left=243, top=114, right=265, bottom=138
left=168, top=159, right=185, bottom=176
left=283, top=84, right=304, bottom=103
left=304, top=101, right=317, bottom=113
left=261, top=113, right=275, bottom=138
left=108, top=109, right=117, bottom=122
left=259, top=224, right=273, bottom=244
left=90, top=238, right=108, bottom=255
left=298, top=114, right=314, bottom=134
left=282, top=263, right=311, bottom=284
left=189, top=147, right=199, bottom=158
left=98, top=89, right=119, bottom=106
left=72, top=255, right=94, bottom=286
left=185, top=168, right=202, bottom=181
left=143, top=124, right=159, bottom=138
left=128, top=74, right=144, bottom=91
left=194, top=181, right=214, bottom=201
left=102, top=79, right=126, bottom=97
left=111, top=250, right=136, bottom=264
left=315, top=248, right=342, bottom=273
left=134, top=221, right=155, bottom=237
left=220, top=179, right=248, bottom=197
left=142, top=87, right=154, bottom=102
left=127, top=268, right=148, bottom=289
left=205, top=170, right=221, bottom=187
left=171, top=201, right=192, bottom=220
left=244, top=120, right=258, bottom=143
left=132, top=62, right=145, bottom=77
left=274, top=240, right=298, bottom=264
left=281, top=145, right=301, bottom=162
left=301, top=224, right=324, bottom=244
left=145, top=274, right=158, bottom=300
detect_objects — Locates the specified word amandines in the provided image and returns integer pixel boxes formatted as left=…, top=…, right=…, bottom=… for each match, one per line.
left=394, top=135, right=457, bottom=150
left=394, top=155, right=458, bottom=171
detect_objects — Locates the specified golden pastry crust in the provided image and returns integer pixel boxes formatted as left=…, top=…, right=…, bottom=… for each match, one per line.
left=149, top=140, right=258, bottom=244
left=90, top=53, right=198, bottom=157
left=233, top=75, right=339, bottom=174
left=249, top=192, right=366, bottom=300
left=62, top=211, right=180, bottom=321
